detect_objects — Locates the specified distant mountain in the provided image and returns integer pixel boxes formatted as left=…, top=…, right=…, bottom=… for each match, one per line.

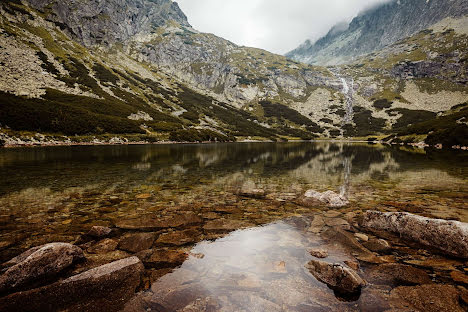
left=286, top=0, right=468, bottom=65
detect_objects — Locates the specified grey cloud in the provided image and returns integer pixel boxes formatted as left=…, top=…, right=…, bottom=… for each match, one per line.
left=176, top=0, right=391, bottom=54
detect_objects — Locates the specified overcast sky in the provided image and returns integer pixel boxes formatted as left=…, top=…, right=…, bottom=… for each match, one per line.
left=176, top=0, right=391, bottom=54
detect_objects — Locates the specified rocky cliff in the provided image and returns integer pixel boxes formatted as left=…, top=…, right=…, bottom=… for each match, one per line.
left=287, top=0, right=468, bottom=66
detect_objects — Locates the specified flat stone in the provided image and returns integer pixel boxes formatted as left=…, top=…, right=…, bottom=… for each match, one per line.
left=87, top=226, right=112, bottom=238
left=87, top=239, right=118, bottom=254
left=361, top=211, right=468, bottom=258
left=367, top=263, right=433, bottom=286
left=389, top=284, right=465, bottom=312
left=119, top=233, right=156, bottom=253
left=203, top=219, right=249, bottom=231
left=0, top=257, right=144, bottom=312
left=322, top=228, right=374, bottom=258
left=0, top=243, right=84, bottom=294
left=116, top=212, right=202, bottom=231
left=306, top=259, right=365, bottom=295
left=325, top=218, right=350, bottom=228
left=309, top=249, right=329, bottom=259
left=137, top=249, right=188, bottom=268
left=156, top=228, right=201, bottom=246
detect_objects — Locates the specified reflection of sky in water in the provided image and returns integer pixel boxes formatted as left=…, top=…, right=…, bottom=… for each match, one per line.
left=141, top=221, right=375, bottom=311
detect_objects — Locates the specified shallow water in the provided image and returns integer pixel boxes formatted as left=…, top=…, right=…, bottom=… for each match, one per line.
left=0, top=142, right=467, bottom=311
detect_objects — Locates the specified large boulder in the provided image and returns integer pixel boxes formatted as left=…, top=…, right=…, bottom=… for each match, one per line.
left=303, top=190, right=348, bottom=207
left=306, top=260, right=365, bottom=295
left=0, top=257, right=144, bottom=312
left=361, top=211, right=468, bottom=258
left=0, top=243, right=84, bottom=294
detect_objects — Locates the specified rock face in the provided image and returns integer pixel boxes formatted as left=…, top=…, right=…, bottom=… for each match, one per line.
left=0, top=256, right=144, bottom=312
left=361, top=211, right=468, bottom=258
left=287, top=0, right=468, bottom=65
left=27, top=0, right=189, bottom=46
left=0, top=243, right=84, bottom=293
left=306, top=260, right=365, bottom=294
left=303, top=190, right=349, bottom=207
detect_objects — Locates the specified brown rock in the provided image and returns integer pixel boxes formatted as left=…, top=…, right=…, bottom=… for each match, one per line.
left=137, top=249, right=188, bottom=268
left=87, top=226, right=112, bottom=238
left=156, top=228, right=201, bottom=246
left=203, top=219, right=249, bottom=231
left=361, top=211, right=468, bottom=258
left=87, top=239, right=118, bottom=254
left=309, top=249, right=329, bottom=259
left=363, top=238, right=391, bottom=253
left=0, top=243, right=84, bottom=293
left=0, top=257, right=144, bottom=312
left=389, top=284, right=465, bottom=312
left=451, top=270, right=468, bottom=284
left=119, top=233, right=156, bottom=253
left=306, top=259, right=365, bottom=294
left=344, top=260, right=360, bottom=271
left=322, top=227, right=374, bottom=258
left=367, top=263, right=432, bottom=286
left=116, top=212, right=202, bottom=231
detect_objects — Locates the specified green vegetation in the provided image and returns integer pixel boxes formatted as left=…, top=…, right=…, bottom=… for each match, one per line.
left=259, top=100, right=315, bottom=126
left=344, top=106, right=386, bottom=137
left=373, top=99, right=393, bottom=110
left=36, top=51, right=59, bottom=75
left=390, top=108, right=437, bottom=129
left=92, top=63, right=119, bottom=84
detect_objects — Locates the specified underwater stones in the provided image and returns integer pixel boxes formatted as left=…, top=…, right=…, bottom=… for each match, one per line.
left=304, top=190, right=349, bottom=207
left=389, top=284, right=465, bottom=312
left=0, top=257, right=144, bottom=312
left=367, top=263, right=432, bottom=286
left=119, top=233, right=157, bottom=253
left=322, top=228, right=374, bottom=258
left=450, top=270, right=468, bottom=284
left=137, top=249, right=188, bottom=268
left=156, top=228, right=201, bottom=246
left=203, top=219, right=248, bottom=232
left=306, top=260, right=365, bottom=295
left=309, top=249, right=329, bottom=259
left=0, top=243, right=84, bottom=293
left=115, top=212, right=202, bottom=231
left=361, top=211, right=468, bottom=258
left=87, top=226, right=112, bottom=238
left=238, top=180, right=266, bottom=199
left=87, top=238, right=118, bottom=254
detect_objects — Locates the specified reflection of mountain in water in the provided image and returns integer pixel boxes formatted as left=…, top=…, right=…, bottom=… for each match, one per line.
left=0, top=143, right=466, bottom=196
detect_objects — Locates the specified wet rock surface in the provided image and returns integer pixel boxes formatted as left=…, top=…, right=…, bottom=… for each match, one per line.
left=303, top=190, right=349, bottom=207
left=306, top=260, right=366, bottom=295
left=0, top=243, right=84, bottom=294
left=0, top=257, right=144, bottom=312
left=361, top=211, right=468, bottom=258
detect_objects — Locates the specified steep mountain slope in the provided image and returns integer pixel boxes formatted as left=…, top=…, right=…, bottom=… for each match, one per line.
left=0, top=0, right=467, bottom=147
left=287, top=0, right=468, bottom=65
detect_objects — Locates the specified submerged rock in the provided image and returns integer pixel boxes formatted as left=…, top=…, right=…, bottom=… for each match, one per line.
left=304, top=190, right=349, bottom=207
left=136, top=248, right=188, bottom=268
left=309, top=249, right=329, bottom=259
left=363, top=238, right=391, bottom=253
left=0, top=243, right=84, bottom=293
left=367, top=263, right=433, bottom=286
left=87, top=226, right=112, bottom=238
left=361, top=211, right=468, bottom=258
left=389, top=284, right=465, bottom=312
left=119, top=232, right=157, bottom=253
left=0, top=256, right=144, bottom=312
left=306, top=260, right=365, bottom=295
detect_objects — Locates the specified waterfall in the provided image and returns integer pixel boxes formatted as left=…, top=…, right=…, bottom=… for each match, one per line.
left=340, top=77, right=354, bottom=124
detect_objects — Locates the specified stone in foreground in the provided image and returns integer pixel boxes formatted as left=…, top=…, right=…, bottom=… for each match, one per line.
left=361, top=211, right=468, bottom=258
left=0, top=243, right=84, bottom=293
left=0, top=256, right=144, bottom=312
left=306, top=260, right=365, bottom=295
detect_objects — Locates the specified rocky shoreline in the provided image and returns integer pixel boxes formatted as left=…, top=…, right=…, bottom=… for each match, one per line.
left=0, top=187, right=467, bottom=311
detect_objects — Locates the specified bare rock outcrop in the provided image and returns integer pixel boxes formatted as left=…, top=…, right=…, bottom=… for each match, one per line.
left=361, top=211, right=468, bottom=258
